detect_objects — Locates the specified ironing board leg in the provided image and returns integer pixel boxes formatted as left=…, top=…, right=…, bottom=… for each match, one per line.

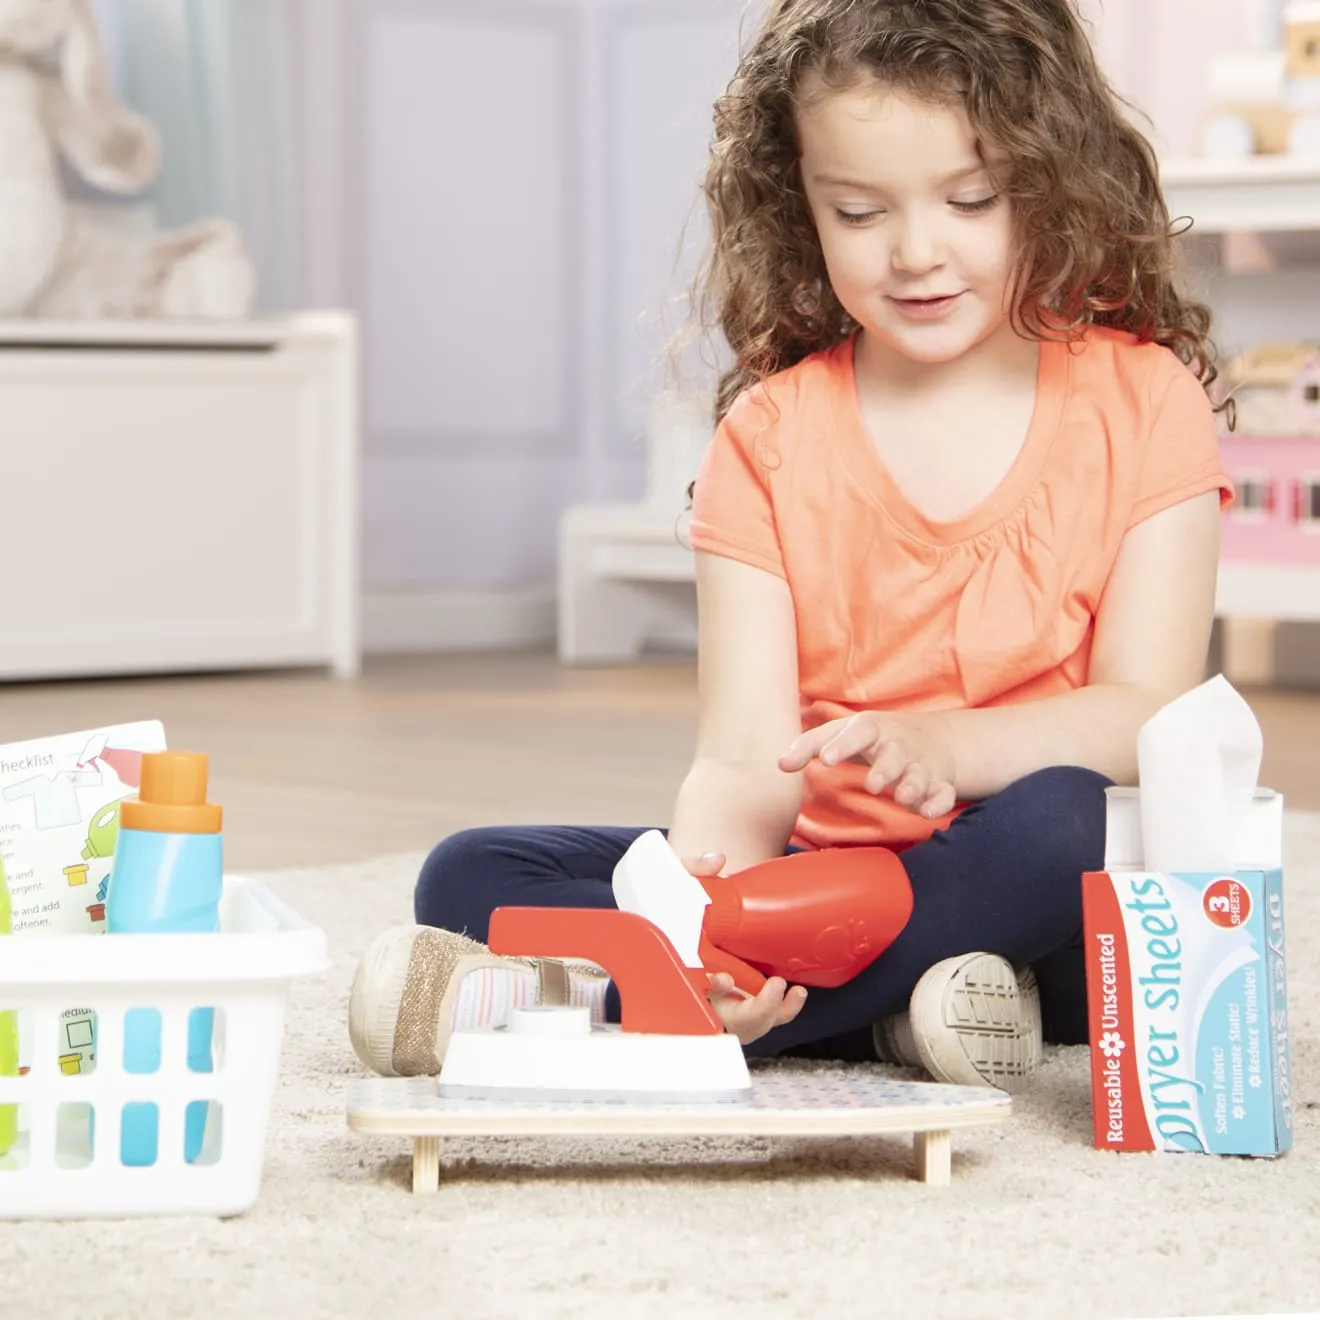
left=914, top=1130, right=951, bottom=1185
left=412, top=1136, right=441, bottom=1193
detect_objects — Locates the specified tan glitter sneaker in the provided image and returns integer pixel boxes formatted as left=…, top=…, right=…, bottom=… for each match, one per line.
left=348, top=925, right=609, bottom=1077
left=903, top=952, right=1042, bottom=1094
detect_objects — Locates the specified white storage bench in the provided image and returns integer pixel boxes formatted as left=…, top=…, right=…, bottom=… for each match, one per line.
left=557, top=392, right=708, bottom=664
left=0, top=313, right=361, bottom=681
left=557, top=504, right=699, bottom=664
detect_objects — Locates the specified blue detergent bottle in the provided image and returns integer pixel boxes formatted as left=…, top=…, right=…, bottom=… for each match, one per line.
left=106, top=752, right=223, bottom=1167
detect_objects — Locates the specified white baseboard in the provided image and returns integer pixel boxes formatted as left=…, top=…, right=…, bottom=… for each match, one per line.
left=363, top=583, right=557, bottom=654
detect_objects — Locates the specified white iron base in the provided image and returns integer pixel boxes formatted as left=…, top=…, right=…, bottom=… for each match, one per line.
left=437, top=1006, right=752, bottom=1104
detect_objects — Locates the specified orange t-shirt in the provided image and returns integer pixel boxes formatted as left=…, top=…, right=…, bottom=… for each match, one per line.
left=688, top=328, right=1234, bottom=851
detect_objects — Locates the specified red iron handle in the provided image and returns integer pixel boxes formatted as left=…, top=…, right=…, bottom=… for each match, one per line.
left=697, top=933, right=768, bottom=997
left=487, top=907, right=724, bottom=1037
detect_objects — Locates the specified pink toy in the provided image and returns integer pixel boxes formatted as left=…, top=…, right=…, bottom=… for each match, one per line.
left=1218, top=343, right=1320, bottom=566
left=1219, top=436, right=1320, bottom=565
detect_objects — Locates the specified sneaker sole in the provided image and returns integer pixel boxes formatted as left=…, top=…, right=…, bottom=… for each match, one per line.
left=908, top=953, right=1041, bottom=1093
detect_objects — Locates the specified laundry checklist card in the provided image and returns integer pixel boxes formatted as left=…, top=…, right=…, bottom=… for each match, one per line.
left=0, top=722, right=167, bottom=935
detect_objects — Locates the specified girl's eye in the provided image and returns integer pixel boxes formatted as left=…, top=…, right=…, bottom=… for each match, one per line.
left=835, top=209, right=882, bottom=226
left=952, top=195, right=1000, bottom=215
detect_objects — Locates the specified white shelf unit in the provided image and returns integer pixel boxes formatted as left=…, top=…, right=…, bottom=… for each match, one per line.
left=1161, top=155, right=1320, bottom=233
left=1161, top=155, right=1320, bottom=634
left=0, top=312, right=361, bottom=681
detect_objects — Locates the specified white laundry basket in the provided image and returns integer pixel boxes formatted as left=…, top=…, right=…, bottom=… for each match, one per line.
left=0, top=876, right=326, bottom=1220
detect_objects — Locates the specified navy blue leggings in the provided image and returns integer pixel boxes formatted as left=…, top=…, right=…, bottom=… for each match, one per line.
left=413, top=766, right=1109, bottom=1059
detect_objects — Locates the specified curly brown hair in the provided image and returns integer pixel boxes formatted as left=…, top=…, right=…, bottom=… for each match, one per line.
left=694, top=0, right=1221, bottom=422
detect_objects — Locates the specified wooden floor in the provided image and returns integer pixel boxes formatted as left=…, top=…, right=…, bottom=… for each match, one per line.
left=0, top=652, right=1316, bottom=871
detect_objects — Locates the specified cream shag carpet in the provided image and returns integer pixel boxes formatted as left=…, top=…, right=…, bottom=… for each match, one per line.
left=8, top=818, right=1319, bottom=1320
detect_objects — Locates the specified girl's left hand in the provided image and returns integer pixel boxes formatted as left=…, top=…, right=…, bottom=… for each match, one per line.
left=778, top=712, right=958, bottom=819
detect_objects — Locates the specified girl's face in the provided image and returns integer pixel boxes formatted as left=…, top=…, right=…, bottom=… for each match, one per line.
left=797, top=81, right=1018, bottom=367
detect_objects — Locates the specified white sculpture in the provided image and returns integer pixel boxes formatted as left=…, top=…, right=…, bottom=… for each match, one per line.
left=1202, top=1, right=1320, bottom=158
left=0, top=0, right=255, bottom=319
left=1246, top=0, right=1289, bottom=52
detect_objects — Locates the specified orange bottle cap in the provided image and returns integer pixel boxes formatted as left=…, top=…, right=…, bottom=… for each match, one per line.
left=119, top=752, right=223, bottom=835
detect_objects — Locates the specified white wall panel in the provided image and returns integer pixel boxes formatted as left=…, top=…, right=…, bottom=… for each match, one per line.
left=365, top=454, right=576, bottom=587
left=609, top=15, right=744, bottom=448
left=363, top=11, right=571, bottom=442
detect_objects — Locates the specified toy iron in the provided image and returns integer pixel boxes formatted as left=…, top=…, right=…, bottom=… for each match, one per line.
left=437, top=907, right=753, bottom=1105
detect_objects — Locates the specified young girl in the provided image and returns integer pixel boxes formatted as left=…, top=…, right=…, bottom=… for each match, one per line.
left=349, top=0, right=1232, bottom=1090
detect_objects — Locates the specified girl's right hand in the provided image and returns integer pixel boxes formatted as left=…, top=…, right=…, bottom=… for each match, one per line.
left=679, top=850, right=809, bottom=1045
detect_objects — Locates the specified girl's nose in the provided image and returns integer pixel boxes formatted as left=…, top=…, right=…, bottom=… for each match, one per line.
left=891, top=215, right=940, bottom=274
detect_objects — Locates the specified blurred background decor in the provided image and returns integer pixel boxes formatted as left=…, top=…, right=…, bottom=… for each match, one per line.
left=1, top=0, right=1319, bottom=690
left=0, top=0, right=358, bottom=687
left=1201, top=0, right=1320, bottom=158
left=0, top=0, right=255, bottom=319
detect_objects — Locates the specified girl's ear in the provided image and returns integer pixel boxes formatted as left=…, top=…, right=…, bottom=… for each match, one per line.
left=55, top=0, right=159, bottom=193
